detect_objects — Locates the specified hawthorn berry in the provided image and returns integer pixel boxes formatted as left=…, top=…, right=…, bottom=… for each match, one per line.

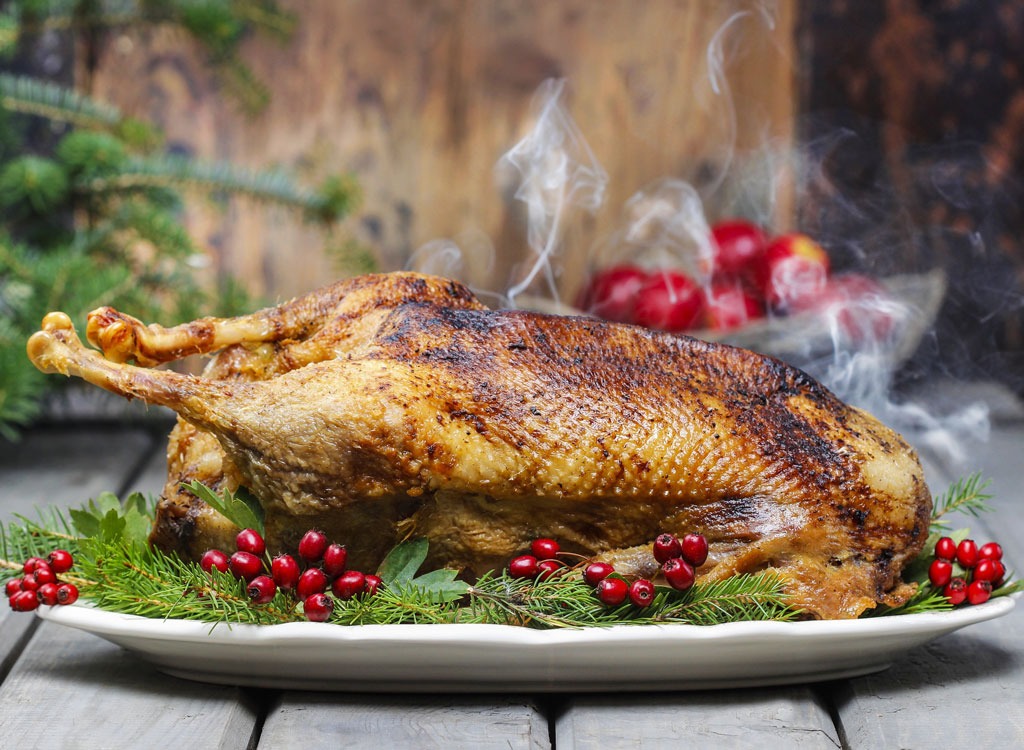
left=200, top=549, right=230, bottom=574
left=653, top=533, right=682, bottom=564
left=978, top=542, right=1004, bottom=562
left=956, top=539, right=979, bottom=569
left=323, top=544, right=349, bottom=578
left=37, top=582, right=60, bottom=606
left=20, top=573, right=39, bottom=592
left=972, top=559, right=1004, bottom=584
left=928, top=559, right=953, bottom=588
left=943, top=577, right=967, bottom=606
left=247, top=575, right=277, bottom=604
left=934, top=536, right=957, bottom=562
left=47, top=549, right=74, bottom=574
left=628, top=578, right=656, bottom=607
left=5, top=579, right=22, bottom=597
left=303, top=593, right=333, bottom=622
left=508, top=555, right=539, bottom=578
left=662, top=558, right=696, bottom=592
left=331, top=570, right=366, bottom=600
left=23, top=557, right=47, bottom=575
left=966, top=579, right=992, bottom=606
left=583, top=562, right=614, bottom=586
left=537, top=559, right=562, bottom=581
left=296, top=568, right=328, bottom=599
left=681, top=534, right=709, bottom=567
left=55, top=583, right=79, bottom=606
left=235, top=528, right=266, bottom=556
left=298, top=530, right=329, bottom=563
left=9, top=590, right=38, bottom=612
left=271, top=554, right=301, bottom=590
left=596, top=577, right=628, bottom=606
left=363, top=574, right=382, bottom=596
left=228, top=551, right=264, bottom=581
left=530, top=538, right=560, bottom=560
left=31, top=565, right=56, bottom=586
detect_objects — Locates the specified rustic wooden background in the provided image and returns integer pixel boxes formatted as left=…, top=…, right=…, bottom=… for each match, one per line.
left=79, top=0, right=1022, bottom=392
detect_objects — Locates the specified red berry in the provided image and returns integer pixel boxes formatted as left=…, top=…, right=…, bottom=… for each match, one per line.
left=47, top=549, right=74, bottom=574
left=537, top=559, right=562, bottom=581
left=943, top=577, right=967, bottom=606
left=247, top=575, right=277, bottom=604
left=298, top=529, right=329, bottom=563
left=662, top=558, right=696, bottom=592
left=680, top=533, right=709, bottom=567
left=628, top=578, right=656, bottom=607
left=508, top=555, right=539, bottom=578
left=710, top=219, right=767, bottom=275
left=228, top=551, right=264, bottom=581
left=5, top=578, right=23, bottom=597
left=23, top=557, right=47, bottom=575
left=296, top=568, right=328, bottom=599
left=20, top=573, right=39, bottom=592
left=200, top=549, right=230, bottom=574
left=934, top=536, right=957, bottom=562
left=596, top=577, right=629, bottom=606
left=303, top=593, right=334, bottom=622
left=235, top=528, right=266, bottom=556
left=271, top=554, right=301, bottom=590
left=978, top=542, right=1003, bottom=562
left=928, top=559, right=953, bottom=588
left=576, top=265, right=648, bottom=323
left=632, top=270, right=706, bottom=332
left=10, top=590, right=38, bottom=612
left=530, top=538, right=560, bottom=560
left=322, top=544, right=349, bottom=578
left=973, top=559, right=1003, bottom=584
left=331, top=570, right=366, bottom=600
left=55, top=583, right=79, bottom=605
left=31, top=564, right=56, bottom=586
left=653, top=533, right=682, bottom=564
left=363, top=574, right=382, bottom=596
left=583, top=562, right=614, bottom=586
left=956, top=539, right=979, bottom=569
left=966, top=579, right=992, bottom=605
left=37, top=582, right=60, bottom=606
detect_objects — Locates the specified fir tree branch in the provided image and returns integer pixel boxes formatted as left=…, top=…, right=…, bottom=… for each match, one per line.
left=0, top=73, right=122, bottom=131
left=931, top=472, right=993, bottom=529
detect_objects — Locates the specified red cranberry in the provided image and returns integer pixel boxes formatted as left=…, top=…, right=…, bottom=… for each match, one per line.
left=298, top=530, right=329, bottom=563
left=956, top=539, right=979, bottom=569
left=680, top=534, right=709, bottom=567
left=928, top=559, right=953, bottom=588
left=47, top=549, right=74, bottom=574
left=966, top=579, right=992, bottom=605
left=331, top=570, right=366, bottom=600
left=652, top=533, right=682, bottom=564
left=296, top=568, right=328, bottom=599
left=978, top=542, right=1003, bottom=562
left=628, top=578, right=656, bottom=607
left=537, top=559, right=562, bottom=581
left=271, top=554, right=301, bottom=590
left=530, top=538, right=560, bottom=560
left=200, top=549, right=230, bottom=574
left=247, top=575, right=277, bottom=604
left=934, top=536, right=957, bottom=562
left=662, top=558, right=696, bottom=592
left=583, top=562, right=614, bottom=586
left=10, top=590, right=39, bottom=612
left=229, top=551, right=264, bottom=581
left=943, top=577, right=967, bottom=606
left=5, top=578, right=23, bottom=597
left=508, top=555, right=539, bottom=578
left=973, top=559, right=1003, bottom=584
left=235, top=528, right=266, bottom=556
left=596, top=577, right=629, bottom=606
left=363, top=574, right=382, bottom=596
left=55, top=583, right=79, bottom=605
left=303, top=593, right=334, bottom=622
left=36, top=582, right=60, bottom=606
left=23, top=557, right=47, bottom=575
left=322, top=544, right=349, bottom=578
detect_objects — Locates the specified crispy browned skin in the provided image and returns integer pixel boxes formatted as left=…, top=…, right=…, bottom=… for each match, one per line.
left=27, top=272, right=932, bottom=619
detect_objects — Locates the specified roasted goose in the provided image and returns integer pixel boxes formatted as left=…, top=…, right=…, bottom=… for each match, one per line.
left=28, top=272, right=932, bottom=619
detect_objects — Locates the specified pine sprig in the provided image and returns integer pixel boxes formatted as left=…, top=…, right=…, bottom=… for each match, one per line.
left=930, top=473, right=993, bottom=529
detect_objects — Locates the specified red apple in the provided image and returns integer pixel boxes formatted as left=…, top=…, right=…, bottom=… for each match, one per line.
left=576, top=265, right=649, bottom=323
left=705, top=279, right=765, bottom=331
left=756, top=233, right=831, bottom=312
left=791, top=272, right=900, bottom=342
left=710, top=219, right=767, bottom=275
left=632, top=270, right=705, bottom=332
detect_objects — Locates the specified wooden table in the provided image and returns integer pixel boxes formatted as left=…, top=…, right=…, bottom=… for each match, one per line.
left=2, top=407, right=1023, bottom=749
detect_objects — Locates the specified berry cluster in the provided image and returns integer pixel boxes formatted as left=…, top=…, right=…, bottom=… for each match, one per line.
left=927, top=537, right=1005, bottom=606
left=6, top=549, right=79, bottom=613
left=201, top=528, right=381, bottom=622
left=506, top=532, right=709, bottom=609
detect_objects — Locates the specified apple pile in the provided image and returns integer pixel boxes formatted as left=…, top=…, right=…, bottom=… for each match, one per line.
left=576, top=219, right=896, bottom=339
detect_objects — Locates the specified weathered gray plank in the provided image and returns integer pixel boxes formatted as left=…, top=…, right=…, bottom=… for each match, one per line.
left=258, top=693, right=551, bottom=750
left=830, top=420, right=1024, bottom=749
left=555, top=688, right=841, bottom=749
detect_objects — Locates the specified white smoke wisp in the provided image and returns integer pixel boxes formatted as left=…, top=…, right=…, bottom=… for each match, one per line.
left=499, top=79, right=608, bottom=308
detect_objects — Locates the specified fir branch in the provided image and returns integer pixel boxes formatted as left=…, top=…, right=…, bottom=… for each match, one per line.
left=0, top=73, right=122, bottom=131
left=931, top=473, right=993, bottom=529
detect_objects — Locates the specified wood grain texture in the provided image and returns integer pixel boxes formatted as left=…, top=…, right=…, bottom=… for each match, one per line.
left=84, top=0, right=797, bottom=303
left=258, top=693, right=550, bottom=749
